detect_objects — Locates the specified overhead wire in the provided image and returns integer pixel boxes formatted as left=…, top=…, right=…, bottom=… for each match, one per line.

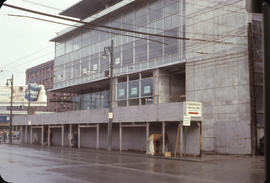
left=2, top=3, right=236, bottom=45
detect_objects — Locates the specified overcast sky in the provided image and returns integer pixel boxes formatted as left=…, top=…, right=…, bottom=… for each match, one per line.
left=0, top=0, right=80, bottom=86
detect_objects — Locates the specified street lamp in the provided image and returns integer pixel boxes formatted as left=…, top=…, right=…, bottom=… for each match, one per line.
left=103, top=40, right=114, bottom=151
left=6, top=74, right=14, bottom=144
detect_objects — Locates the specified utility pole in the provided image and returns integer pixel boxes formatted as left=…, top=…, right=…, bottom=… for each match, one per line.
left=246, top=1, right=270, bottom=182
left=6, top=74, right=13, bottom=144
left=103, top=40, right=114, bottom=151
left=263, top=3, right=270, bottom=182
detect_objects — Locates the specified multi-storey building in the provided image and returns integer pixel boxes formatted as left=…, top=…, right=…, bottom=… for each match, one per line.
left=26, top=60, right=72, bottom=112
left=14, top=0, right=264, bottom=155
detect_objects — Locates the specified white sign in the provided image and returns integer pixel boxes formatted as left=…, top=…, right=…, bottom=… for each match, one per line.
left=119, top=88, right=125, bottom=97
left=115, top=58, right=120, bottom=65
left=108, top=112, right=113, bottom=119
left=144, top=86, right=151, bottom=94
left=185, top=101, right=202, bottom=117
left=0, top=84, right=47, bottom=107
left=183, top=115, right=191, bottom=126
left=131, top=87, right=138, bottom=96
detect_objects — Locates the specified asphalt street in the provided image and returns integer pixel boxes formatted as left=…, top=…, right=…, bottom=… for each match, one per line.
left=0, top=144, right=265, bottom=183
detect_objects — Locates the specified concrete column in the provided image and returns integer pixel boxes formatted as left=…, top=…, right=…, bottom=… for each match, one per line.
left=25, top=126, right=28, bottom=144
left=127, top=75, right=129, bottom=106
left=180, top=121, right=183, bottom=157
left=30, top=126, right=33, bottom=144
left=20, top=126, right=22, bottom=143
left=48, top=126, right=50, bottom=146
left=96, top=124, right=100, bottom=149
left=139, top=72, right=142, bottom=105
left=162, top=121, right=166, bottom=155
left=61, top=124, right=64, bottom=147
left=78, top=124, right=80, bottom=149
left=119, top=123, right=122, bottom=152
left=16, top=126, right=18, bottom=131
left=69, top=124, right=72, bottom=147
left=146, top=122, right=149, bottom=154
left=41, top=126, right=44, bottom=146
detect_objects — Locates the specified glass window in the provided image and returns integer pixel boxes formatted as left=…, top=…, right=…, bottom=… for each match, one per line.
left=73, top=96, right=81, bottom=110
left=82, top=32, right=90, bottom=47
left=66, top=39, right=73, bottom=53
left=91, top=92, right=100, bottom=109
left=135, top=39, right=147, bottom=64
left=141, top=77, right=153, bottom=97
left=164, top=28, right=178, bottom=56
left=81, top=57, right=90, bottom=75
left=73, top=61, right=80, bottom=79
left=56, top=43, right=65, bottom=57
left=122, top=42, right=134, bottom=67
left=114, top=46, right=121, bottom=69
left=90, top=53, right=99, bottom=73
left=101, top=90, right=109, bottom=108
left=149, top=37, right=163, bottom=59
left=123, top=12, right=134, bottom=30
left=73, top=35, right=81, bottom=51
left=65, top=63, right=72, bottom=81
left=82, top=94, right=91, bottom=110
left=117, top=82, right=127, bottom=100
left=128, top=80, right=139, bottom=98
left=135, top=2, right=148, bottom=27
left=149, top=0, right=163, bottom=23
left=164, top=0, right=178, bottom=15
left=90, top=30, right=99, bottom=44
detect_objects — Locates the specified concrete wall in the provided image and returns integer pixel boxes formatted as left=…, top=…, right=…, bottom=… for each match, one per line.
left=13, top=103, right=184, bottom=125
left=185, top=0, right=251, bottom=154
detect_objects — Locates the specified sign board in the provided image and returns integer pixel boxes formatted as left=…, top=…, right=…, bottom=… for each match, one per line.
left=183, top=115, right=191, bottom=126
left=143, top=86, right=151, bottom=94
left=185, top=101, right=202, bottom=117
left=0, top=116, right=9, bottom=122
left=108, top=112, right=113, bottom=119
left=119, top=88, right=125, bottom=97
left=115, top=58, right=120, bottom=65
left=131, top=87, right=138, bottom=96
left=0, top=84, right=47, bottom=106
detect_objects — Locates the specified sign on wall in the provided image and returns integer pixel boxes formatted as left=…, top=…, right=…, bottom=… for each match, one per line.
left=0, top=84, right=47, bottom=106
left=183, top=115, right=191, bottom=126
left=184, top=101, right=202, bottom=117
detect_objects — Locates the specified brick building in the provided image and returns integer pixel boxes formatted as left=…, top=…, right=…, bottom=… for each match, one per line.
left=26, top=60, right=72, bottom=112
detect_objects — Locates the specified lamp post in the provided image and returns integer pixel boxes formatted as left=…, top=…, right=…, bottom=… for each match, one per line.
left=103, top=40, right=114, bottom=151
left=6, top=74, right=14, bottom=144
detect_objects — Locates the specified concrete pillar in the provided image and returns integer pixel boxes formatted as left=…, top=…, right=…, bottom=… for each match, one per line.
left=20, top=126, right=22, bottom=143
left=41, top=126, right=44, bottom=146
left=25, top=126, right=28, bottom=144
left=180, top=122, right=183, bottom=157
left=69, top=124, right=72, bottom=147
left=139, top=72, right=142, bottom=105
left=48, top=126, right=50, bottom=146
left=30, top=126, right=33, bottom=144
left=119, top=123, right=122, bottom=152
left=78, top=124, right=80, bottom=149
left=61, top=124, right=64, bottom=147
left=96, top=124, right=100, bottom=149
left=146, top=122, right=149, bottom=154
left=15, top=126, right=18, bottom=131
left=162, top=121, right=166, bottom=155
left=127, top=75, right=129, bottom=106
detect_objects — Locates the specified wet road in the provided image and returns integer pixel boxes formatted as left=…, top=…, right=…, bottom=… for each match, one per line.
left=0, top=144, right=265, bottom=183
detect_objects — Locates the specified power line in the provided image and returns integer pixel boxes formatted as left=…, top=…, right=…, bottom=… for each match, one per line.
left=2, top=3, right=235, bottom=45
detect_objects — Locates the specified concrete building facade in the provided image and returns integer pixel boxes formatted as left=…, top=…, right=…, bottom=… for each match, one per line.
left=13, top=0, right=263, bottom=155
